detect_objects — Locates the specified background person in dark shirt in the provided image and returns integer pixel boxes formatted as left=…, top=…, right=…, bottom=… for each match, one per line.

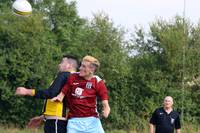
left=149, top=96, right=181, bottom=133
left=15, top=55, right=78, bottom=133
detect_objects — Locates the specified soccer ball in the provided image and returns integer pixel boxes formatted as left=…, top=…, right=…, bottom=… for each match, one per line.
left=12, top=0, right=32, bottom=17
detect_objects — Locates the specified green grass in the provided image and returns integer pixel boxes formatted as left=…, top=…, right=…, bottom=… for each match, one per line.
left=1, top=123, right=200, bottom=133
left=0, top=127, right=128, bottom=133
left=0, top=127, right=42, bottom=133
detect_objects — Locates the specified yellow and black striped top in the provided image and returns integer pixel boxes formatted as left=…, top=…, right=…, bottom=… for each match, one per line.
left=33, top=72, right=70, bottom=117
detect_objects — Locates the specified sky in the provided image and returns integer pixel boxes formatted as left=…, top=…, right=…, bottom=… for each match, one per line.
left=68, top=0, right=200, bottom=31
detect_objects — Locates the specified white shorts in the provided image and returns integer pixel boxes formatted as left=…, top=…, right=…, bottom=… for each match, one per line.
left=67, top=117, right=104, bottom=133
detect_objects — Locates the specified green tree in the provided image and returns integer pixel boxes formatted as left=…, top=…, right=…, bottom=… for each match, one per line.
left=128, top=16, right=200, bottom=127
left=33, top=0, right=86, bottom=55
left=0, top=0, right=88, bottom=126
left=0, top=7, right=60, bottom=125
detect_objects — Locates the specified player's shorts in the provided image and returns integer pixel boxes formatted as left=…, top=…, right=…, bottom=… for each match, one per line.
left=67, top=117, right=104, bottom=133
left=44, top=119, right=67, bottom=133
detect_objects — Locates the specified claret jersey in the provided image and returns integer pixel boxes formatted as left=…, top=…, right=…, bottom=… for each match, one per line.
left=61, top=73, right=109, bottom=118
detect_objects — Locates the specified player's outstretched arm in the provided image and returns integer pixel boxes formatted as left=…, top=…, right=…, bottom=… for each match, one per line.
left=15, top=87, right=35, bottom=96
left=51, top=92, right=65, bottom=102
left=102, top=100, right=110, bottom=118
left=16, top=73, right=70, bottom=99
left=34, top=72, right=70, bottom=99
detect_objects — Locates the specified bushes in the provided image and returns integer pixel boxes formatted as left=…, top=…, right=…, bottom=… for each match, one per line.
left=0, top=0, right=200, bottom=129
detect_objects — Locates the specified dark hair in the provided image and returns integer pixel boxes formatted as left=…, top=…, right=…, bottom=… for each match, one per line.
left=62, top=54, right=79, bottom=70
left=63, top=54, right=78, bottom=61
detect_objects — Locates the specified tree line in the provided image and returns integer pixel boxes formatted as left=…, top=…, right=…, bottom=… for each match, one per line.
left=0, top=0, right=200, bottom=131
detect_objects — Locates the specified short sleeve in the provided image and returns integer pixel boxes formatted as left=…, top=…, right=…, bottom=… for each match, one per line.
left=96, top=80, right=109, bottom=101
left=175, top=114, right=181, bottom=129
left=150, top=110, right=157, bottom=125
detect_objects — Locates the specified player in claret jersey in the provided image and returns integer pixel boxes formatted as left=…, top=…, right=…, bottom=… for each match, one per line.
left=52, top=55, right=110, bottom=133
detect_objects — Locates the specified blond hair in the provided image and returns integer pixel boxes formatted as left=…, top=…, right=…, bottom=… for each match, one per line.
left=82, top=55, right=100, bottom=68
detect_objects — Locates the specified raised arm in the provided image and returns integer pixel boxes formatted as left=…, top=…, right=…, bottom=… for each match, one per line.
left=15, top=87, right=35, bottom=96
left=15, top=72, right=70, bottom=99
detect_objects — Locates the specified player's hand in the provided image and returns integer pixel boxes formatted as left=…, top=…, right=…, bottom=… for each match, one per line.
left=51, top=92, right=65, bottom=102
left=51, top=96, right=62, bottom=102
left=27, top=116, right=43, bottom=128
left=15, top=87, right=28, bottom=96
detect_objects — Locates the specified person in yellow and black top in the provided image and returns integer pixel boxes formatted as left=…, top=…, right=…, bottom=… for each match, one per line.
left=15, top=55, right=78, bottom=133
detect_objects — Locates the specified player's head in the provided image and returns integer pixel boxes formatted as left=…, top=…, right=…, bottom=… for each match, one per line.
left=58, top=55, right=79, bottom=72
left=79, top=55, right=100, bottom=78
left=163, top=96, right=173, bottom=109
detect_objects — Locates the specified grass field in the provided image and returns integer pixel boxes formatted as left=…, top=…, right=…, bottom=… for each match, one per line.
left=1, top=129, right=200, bottom=133
left=1, top=128, right=200, bottom=133
left=1, top=123, right=200, bottom=133
left=0, top=128, right=128, bottom=133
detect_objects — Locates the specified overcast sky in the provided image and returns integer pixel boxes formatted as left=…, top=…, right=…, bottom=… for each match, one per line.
left=69, top=0, right=200, bottom=31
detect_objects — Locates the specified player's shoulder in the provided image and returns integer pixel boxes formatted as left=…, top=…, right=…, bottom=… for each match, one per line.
left=69, top=72, right=80, bottom=78
left=92, top=75, right=103, bottom=83
left=154, top=107, right=164, bottom=113
left=57, top=72, right=70, bottom=78
left=171, top=110, right=180, bottom=116
left=60, top=71, right=70, bottom=76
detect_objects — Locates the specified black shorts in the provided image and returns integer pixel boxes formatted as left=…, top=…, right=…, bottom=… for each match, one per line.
left=44, top=119, right=67, bottom=133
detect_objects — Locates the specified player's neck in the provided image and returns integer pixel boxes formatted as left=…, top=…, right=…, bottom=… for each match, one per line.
left=83, top=74, right=93, bottom=80
left=164, top=107, right=173, bottom=113
left=67, top=69, right=76, bottom=73
left=61, top=69, right=76, bottom=73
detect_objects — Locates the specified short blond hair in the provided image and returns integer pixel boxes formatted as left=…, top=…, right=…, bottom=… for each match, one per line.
left=82, top=55, right=100, bottom=68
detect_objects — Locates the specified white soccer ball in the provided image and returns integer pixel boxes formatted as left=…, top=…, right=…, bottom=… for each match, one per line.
left=12, top=0, right=32, bottom=17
